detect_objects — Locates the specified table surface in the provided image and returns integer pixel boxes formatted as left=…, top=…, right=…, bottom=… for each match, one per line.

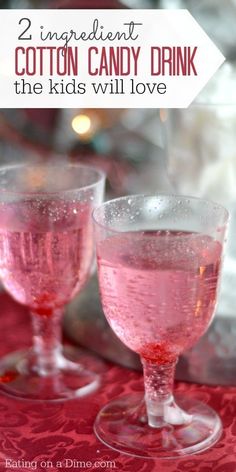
left=0, top=292, right=236, bottom=472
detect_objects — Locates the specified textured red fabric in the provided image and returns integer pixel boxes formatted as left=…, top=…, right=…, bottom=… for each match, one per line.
left=0, top=292, right=235, bottom=472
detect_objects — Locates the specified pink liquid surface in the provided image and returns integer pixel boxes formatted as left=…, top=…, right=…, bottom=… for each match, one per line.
left=0, top=199, right=94, bottom=315
left=97, top=231, right=222, bottom=363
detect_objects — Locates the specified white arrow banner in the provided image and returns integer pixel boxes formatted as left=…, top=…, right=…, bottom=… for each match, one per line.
left=0, top=9, right=225, bottom=108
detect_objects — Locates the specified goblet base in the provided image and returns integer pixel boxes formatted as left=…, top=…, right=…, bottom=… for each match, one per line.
left=94, top=393, right=222, bottom=458
left=0, top=346, right=103, bottom=402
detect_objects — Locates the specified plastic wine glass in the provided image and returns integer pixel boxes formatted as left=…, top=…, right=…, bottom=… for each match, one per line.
left=93, top=194, right=228, bottom=458
left=0, top=163, right=105, bottom=401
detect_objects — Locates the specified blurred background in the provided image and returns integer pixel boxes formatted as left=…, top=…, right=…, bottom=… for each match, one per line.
left=1, top=0, right=236, bottom=201
left=1, top=0, right=236, bottom=196
left=1, top=0, right=236, bottom=383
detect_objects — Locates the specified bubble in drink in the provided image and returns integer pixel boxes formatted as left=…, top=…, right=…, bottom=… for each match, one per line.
left=97, top=230, right=221, bottom=363
left=0, top=199, right=94, bottom=316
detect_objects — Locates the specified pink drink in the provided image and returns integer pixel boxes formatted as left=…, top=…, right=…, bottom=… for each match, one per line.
left=97, top=231, right=222, bottom=363
left=0, top=199, right=93, bottom=315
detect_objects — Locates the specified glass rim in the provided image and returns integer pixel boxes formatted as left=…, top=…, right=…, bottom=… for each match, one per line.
left=0, top=162, right=106, bottom=197
left=92, top=193, right=229, bottom=233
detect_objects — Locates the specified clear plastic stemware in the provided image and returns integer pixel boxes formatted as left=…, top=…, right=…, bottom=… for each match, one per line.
left=0, top=163, right=105, bottom=401
left=93, top=194, right=228, bottom=458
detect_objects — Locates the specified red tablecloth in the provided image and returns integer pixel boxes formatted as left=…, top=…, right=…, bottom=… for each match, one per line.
left=0, top=292, right=235, bottom=472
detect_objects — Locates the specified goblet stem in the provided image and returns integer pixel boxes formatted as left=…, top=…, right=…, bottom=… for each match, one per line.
left=31, top=309, right=64, bottom=377
left=142, top=357, right=190, bottom=428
